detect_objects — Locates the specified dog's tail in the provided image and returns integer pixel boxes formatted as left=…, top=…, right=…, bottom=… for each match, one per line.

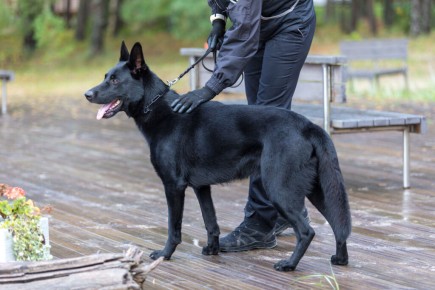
left=307, top=125, right=351, bottom=241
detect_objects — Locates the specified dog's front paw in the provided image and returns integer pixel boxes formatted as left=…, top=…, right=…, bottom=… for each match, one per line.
left=202, top=244, right=219, bottom=256
left=331, top=254, right=348, bottom=266
left=274, top=259, right=296, bottom=272
left=150, top=250, right=171, bottom=261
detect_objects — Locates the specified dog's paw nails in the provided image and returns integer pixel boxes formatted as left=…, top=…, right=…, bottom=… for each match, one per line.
left=274, top=260, right=296, bottom=272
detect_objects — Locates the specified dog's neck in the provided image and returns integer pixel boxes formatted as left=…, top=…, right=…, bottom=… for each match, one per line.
left=129, top=70, right=179, bottom=128
left=127, top=70, right=167, bottom=117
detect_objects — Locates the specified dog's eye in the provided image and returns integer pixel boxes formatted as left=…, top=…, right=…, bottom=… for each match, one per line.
left=110, top=78, right=119, bottom=85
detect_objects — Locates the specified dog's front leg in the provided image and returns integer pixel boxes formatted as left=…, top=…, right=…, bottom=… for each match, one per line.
left=193, top=186, right=220, bottom=255
left=149, top=184, right=186, bottom=261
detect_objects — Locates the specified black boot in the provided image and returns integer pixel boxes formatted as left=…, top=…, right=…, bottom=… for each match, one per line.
left=219, top=215, right=276, bottom=252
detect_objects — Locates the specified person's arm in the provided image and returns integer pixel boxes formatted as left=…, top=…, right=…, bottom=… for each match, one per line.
left=208, top=0, right=227, bottom=17
left=171, top=0, right=262, bottom=113
left=206, top=0, right=262, bottom=95
left=207, top=0, right=227, bottom=52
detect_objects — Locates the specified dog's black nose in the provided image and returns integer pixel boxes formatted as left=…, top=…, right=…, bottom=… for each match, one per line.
left=84, top=90, right=94, bottom=101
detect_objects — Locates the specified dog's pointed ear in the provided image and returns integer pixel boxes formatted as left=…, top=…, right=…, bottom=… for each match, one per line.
left=120, top=41, right=129, bottom=62
left=128, top=42, right=147, bottom=76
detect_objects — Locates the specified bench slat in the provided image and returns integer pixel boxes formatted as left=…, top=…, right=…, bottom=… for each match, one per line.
left=0, top=70, right=14, bottom=81
left=224, top=101, right=426, bottom=134
left=340, top=39, right=408, bottom=60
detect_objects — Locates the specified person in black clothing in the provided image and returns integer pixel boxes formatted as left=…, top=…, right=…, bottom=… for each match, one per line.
left=171, top=0, right=316, bottom=252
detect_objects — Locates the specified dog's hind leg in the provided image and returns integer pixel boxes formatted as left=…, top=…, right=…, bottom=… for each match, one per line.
left=308, top=128, right=351, bottom=266
left=272, top=204, right=315, bottom=272
left=263, top=167, right=316, bottom=271
left=150, top=184, right=186, bottom=261
left=307, top=182, right=350, bottom=266
left=193, top=186, right=220, bottom=255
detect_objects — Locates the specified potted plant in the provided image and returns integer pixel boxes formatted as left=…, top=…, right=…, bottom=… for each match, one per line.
left=0, top=184, right=52, bottom=262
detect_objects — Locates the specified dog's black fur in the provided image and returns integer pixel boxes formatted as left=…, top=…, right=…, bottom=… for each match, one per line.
left=85, top=42, right=351, bottom=271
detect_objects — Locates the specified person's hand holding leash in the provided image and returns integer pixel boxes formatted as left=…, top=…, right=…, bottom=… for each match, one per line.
left=208, top=19, right=225, bottom=51
left=171, top=86, right=216, bottom=113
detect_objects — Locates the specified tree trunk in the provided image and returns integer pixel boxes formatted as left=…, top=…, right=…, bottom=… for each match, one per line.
left=113, top=0, right=124, bottom=36
left=18, top=0, right=43, bottom=53
left=324, top=0, right=335, bottom=24
left=75, top=0, right=89, bottom=41
left=350, top=0, right=361, bottom=32
left=90, top=0, right=109, bottom=55
left=410, top=0, right=422, bottom=36
left=65, top=0, right=72, bottom=28
left=366, top=0, right=378, bottom=35
left=383, top=0, right=394, bottom=28
left=421, top=0, right=432, bottom=34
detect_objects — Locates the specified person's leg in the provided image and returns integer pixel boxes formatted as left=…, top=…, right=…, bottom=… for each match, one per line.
left=220, top=41, right=278, bottom=252
left=256, top=19, right=316, bottom=109
left=244, top=41, right=265, bottom=105
left=220, top=16, right=316, bottom=252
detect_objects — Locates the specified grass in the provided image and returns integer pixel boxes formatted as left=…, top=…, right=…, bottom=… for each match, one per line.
left=292, top=263, right=340, bottom=290
left=1, top=26, right=435, bottom=113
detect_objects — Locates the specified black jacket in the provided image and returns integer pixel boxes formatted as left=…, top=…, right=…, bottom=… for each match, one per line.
left=206, top=0, right=315, bottom=94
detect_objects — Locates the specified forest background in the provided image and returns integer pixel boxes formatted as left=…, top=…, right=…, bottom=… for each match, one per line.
left=0, top=0, right=434, bottom=106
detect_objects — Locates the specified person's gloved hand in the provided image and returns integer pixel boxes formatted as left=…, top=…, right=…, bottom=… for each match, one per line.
left=207, top=19, right=225, bottom=52
left=171, top=86, right=216, bottom=113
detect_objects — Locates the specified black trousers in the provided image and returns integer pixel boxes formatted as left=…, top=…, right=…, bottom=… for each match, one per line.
left=243, top=15, right=316, bottom=229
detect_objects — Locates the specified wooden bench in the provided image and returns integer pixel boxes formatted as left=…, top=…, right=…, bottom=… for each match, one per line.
left=0, top=70, right=14, bottom=115
left=180, top=48, right=426, bottom=188
left=340, top=38, right=408, bottom=89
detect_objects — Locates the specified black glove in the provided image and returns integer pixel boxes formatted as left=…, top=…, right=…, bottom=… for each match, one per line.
left=207, top=19, right=225, bottom=52
left=171, top=86, right=216, bottom=114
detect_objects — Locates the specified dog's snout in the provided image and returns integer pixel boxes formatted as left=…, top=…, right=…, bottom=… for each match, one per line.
left=84, top=90, right=95, bottom=101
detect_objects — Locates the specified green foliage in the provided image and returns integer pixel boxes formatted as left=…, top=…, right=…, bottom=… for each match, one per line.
left=121, top=0, right=210, bottom=40
left=17, top=0, right=45, bottom=35
left=392, top=2, right=411, bottom=33
left=1, top=216, right=51, bottom=261
left=0, top=197, right=33, bottom=219
left=0, top=1, right=14, bottom=32
left=121, top=0, right=171, bottom=28
left=34, top=5, right=66, bottom=49
left=0, top=193, right=51, bottom=262
left=168, top=1, right=210, bottom=40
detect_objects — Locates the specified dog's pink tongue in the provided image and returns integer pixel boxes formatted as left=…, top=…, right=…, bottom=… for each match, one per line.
left=96, top=103, right=113, bottom=120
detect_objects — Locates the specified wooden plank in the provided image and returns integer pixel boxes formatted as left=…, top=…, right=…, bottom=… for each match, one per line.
left=1, top=93, right=435, bottom=289
left=340, top=39, right=408, bottom=60
left=0, top=246, right=162, bottom=289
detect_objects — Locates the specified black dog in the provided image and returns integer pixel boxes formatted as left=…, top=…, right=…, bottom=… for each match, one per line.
left=85, top=42, right=351, bottom=271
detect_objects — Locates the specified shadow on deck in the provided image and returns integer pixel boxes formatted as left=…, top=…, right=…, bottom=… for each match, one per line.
left=1, top=97, right=434, bottom=289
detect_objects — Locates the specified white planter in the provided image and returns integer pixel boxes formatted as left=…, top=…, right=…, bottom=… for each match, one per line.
left=0, top=217, right=50, bottom=262
left=0, top=228, right=14, bottom=262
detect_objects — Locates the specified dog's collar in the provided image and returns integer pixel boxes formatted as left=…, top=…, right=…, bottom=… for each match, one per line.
left=143, top=85, right=170, bottom=114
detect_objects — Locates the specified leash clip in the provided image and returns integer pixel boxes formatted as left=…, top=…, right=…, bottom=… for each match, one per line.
left=167, top=78, right=179, bottom=88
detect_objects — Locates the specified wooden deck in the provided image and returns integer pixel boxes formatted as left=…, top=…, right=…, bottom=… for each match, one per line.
left=1, top=97, right=434, bottom=289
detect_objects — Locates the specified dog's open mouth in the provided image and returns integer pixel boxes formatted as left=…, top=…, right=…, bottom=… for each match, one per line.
left=96, top=99, right=122, bottom=120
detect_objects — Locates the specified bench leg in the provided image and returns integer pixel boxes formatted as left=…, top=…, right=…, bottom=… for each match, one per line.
left=1, top=79, right=7, bottom=115
left=404, top=71, right=409, bottom=91
left=403, top=128, right=410, bottom=189
left=322, top=64, right=331, bottom=135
